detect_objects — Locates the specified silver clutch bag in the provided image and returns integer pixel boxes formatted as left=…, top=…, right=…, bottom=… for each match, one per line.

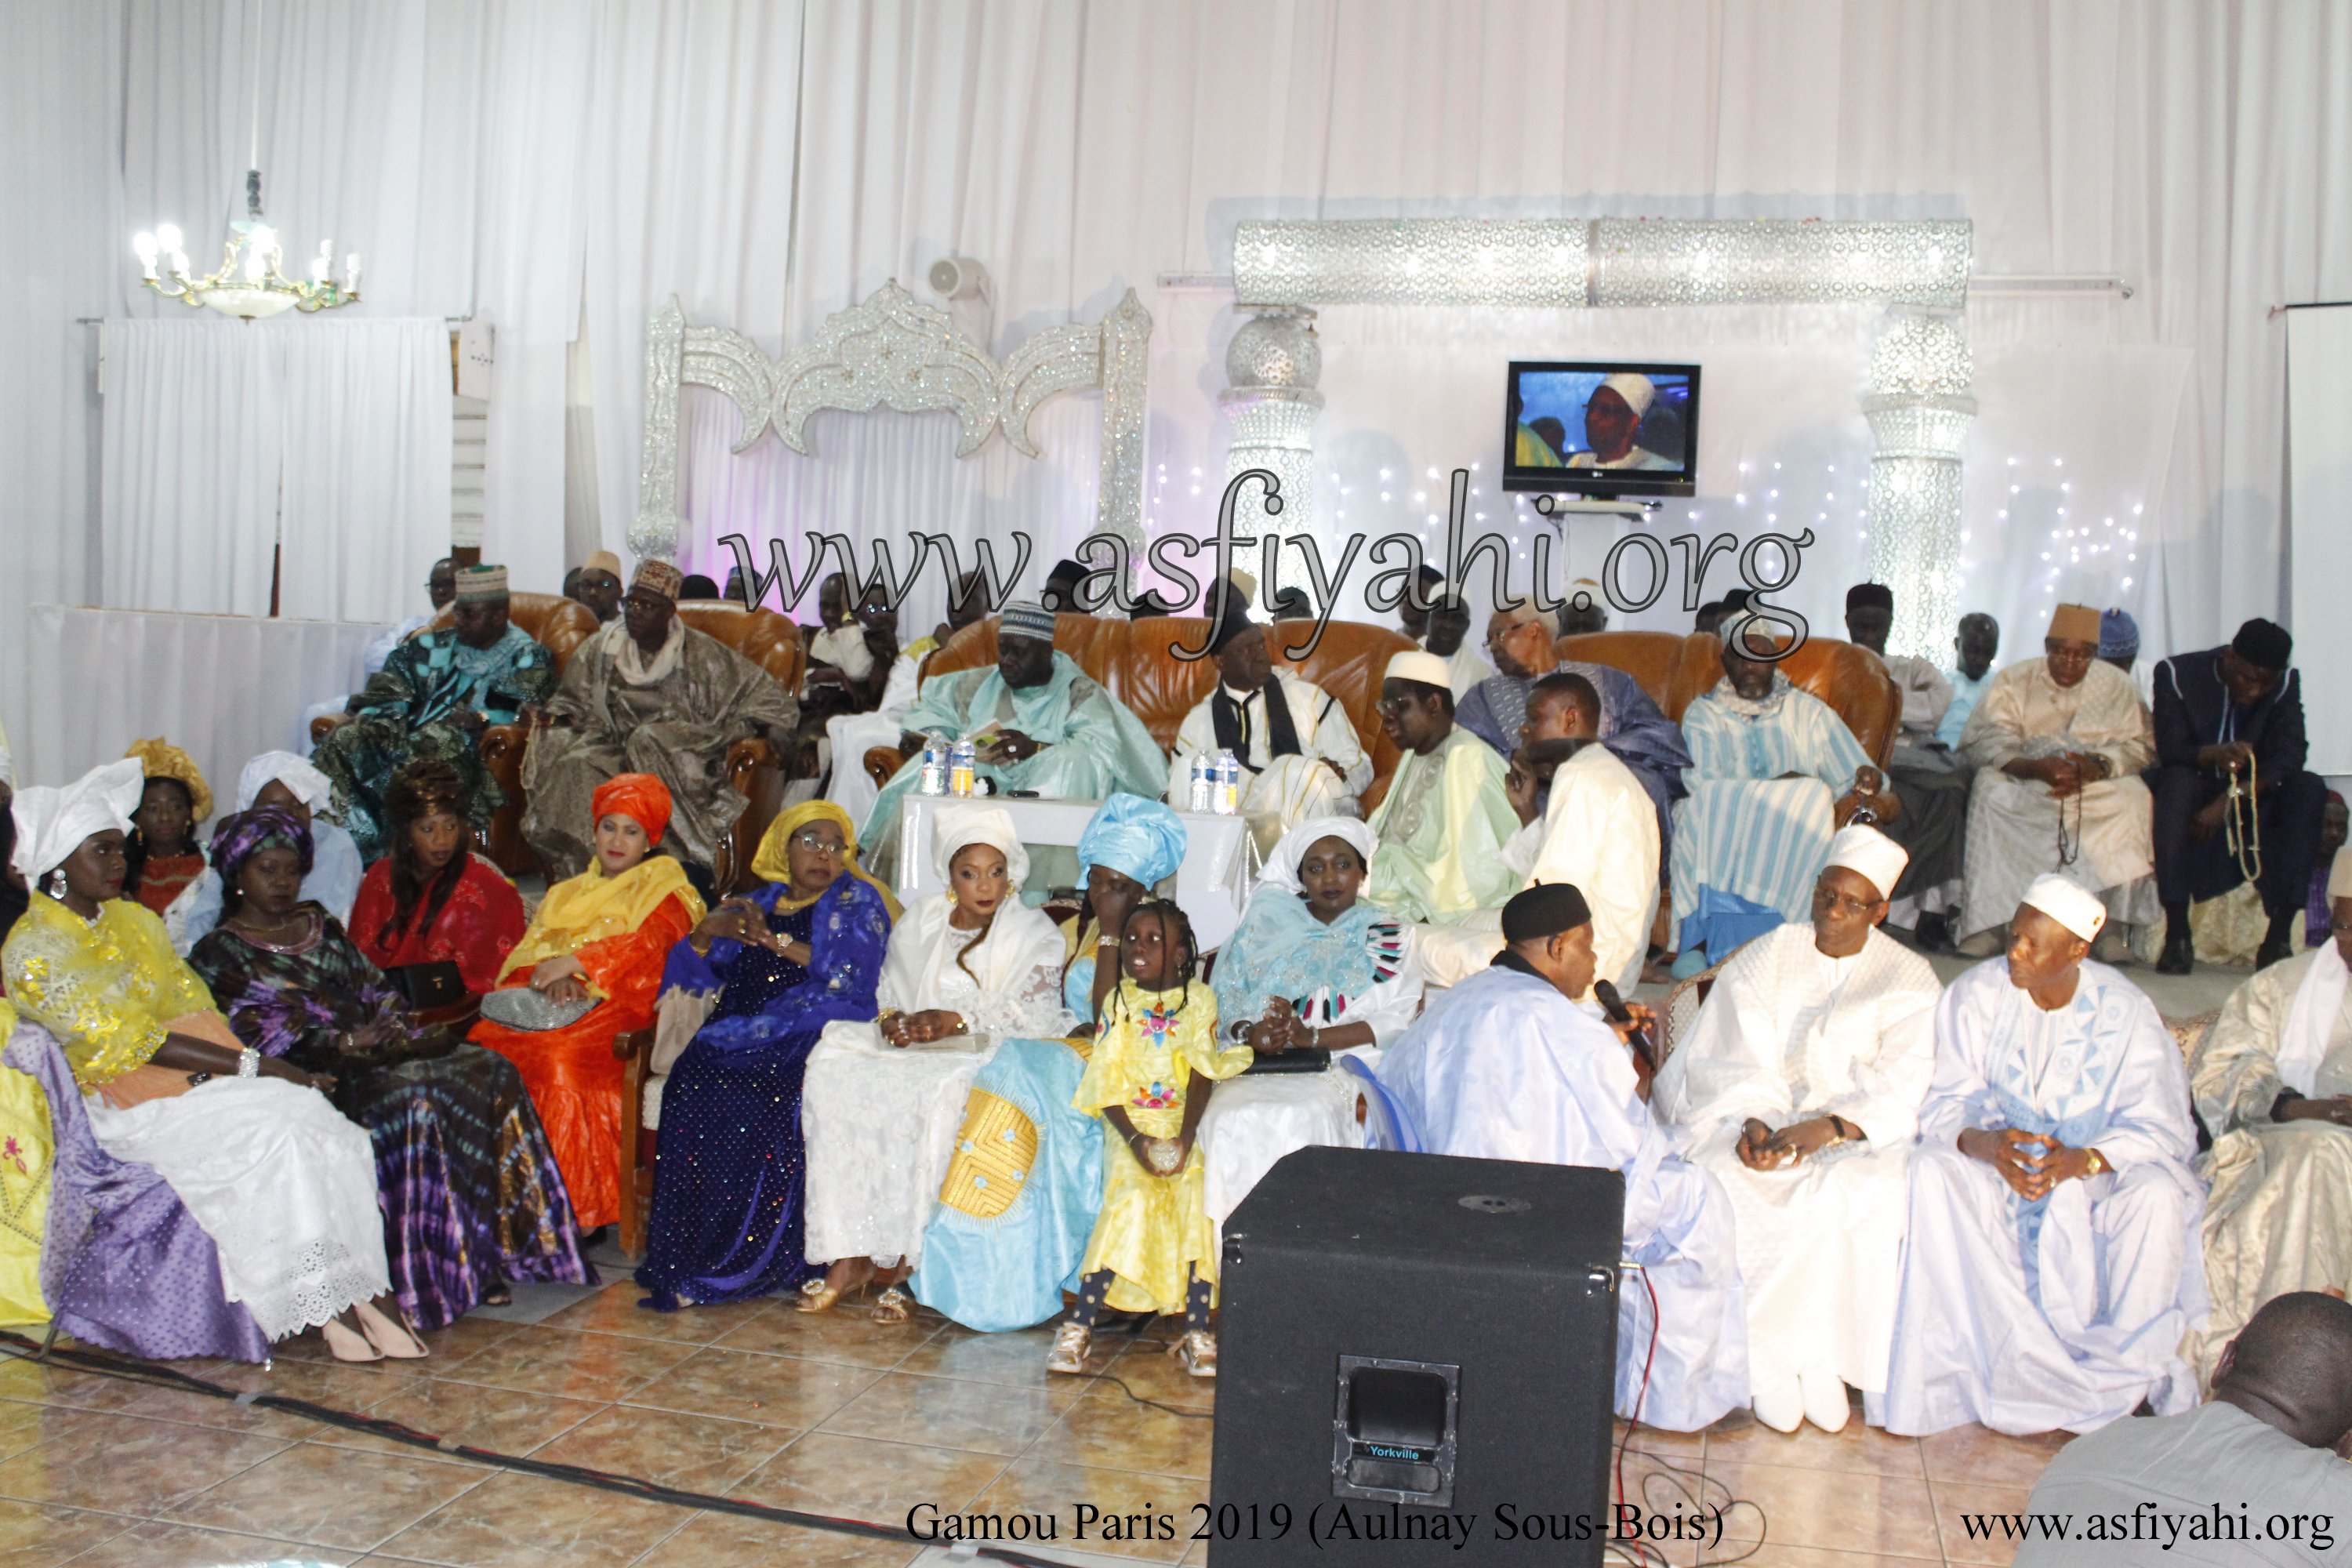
left=479, top=987, right=597, bottom=1033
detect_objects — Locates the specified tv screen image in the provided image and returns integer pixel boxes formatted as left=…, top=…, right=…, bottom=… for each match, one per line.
left=1502, top=360, right=1700, bottom=498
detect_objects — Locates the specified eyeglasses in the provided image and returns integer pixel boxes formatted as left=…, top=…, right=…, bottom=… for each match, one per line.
left=1813, top=887, right=1881, bottom=919
left=789, top=831, right=846, bottom=854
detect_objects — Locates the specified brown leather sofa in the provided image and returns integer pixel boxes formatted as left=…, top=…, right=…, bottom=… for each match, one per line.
left=1556, top=629, right=1901, bottom=765
left=312, top=595, right=805, bottom=888
left=862, top=613, right=1419, bottom=808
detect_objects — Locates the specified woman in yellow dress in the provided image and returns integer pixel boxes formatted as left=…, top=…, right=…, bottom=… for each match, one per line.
left=0, top=997, right=48, bottom=1328
left=1048, top=898, right=1250, bottom=1379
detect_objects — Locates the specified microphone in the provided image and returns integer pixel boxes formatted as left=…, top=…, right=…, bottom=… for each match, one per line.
left=1592, top=978, right=1657, bottom=1074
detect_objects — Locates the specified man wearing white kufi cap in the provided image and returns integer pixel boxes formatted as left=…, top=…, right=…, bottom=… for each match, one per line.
left=1566, top=373, right=1679, bottom=472
left=1363, top=649, right=1519, bottom=924
left=1886, top=872, right=2206, bottom=1436
left=2180, top=845, right=2352, bottom=1387
left=1656, top=824, right=1944, bottom=1433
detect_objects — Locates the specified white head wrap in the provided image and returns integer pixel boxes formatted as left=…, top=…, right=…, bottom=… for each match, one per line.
left=1599, top=372, right=1656, bottom=419
left=9, top=757, right=145, bottom=884
left=932, top=802, right=1030, bottom=893
left=1261, top=816, right=1379, bottom=897
left=1385, top=649, right=1454, bottom=689
left=1824, top=824, right=1909, bottom=904
left=237, top=751, right=334, bottom=814
left=2277, top=845, right=2352, bottom=1096
left=2021, top=873, right=2107, bottom=943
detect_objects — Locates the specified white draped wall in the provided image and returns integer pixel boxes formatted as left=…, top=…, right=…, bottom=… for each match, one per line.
left=7, top=0, right=2352, bottom=780
left=99, top=318, right=453, bottom=622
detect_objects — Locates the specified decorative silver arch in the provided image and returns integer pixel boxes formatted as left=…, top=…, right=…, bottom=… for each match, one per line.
left=632, top=282, right=1152, bottom=559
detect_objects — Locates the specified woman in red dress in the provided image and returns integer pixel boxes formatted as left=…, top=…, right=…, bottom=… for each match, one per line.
left=351, top=760, right=528, bottom=1001
left=470, top=773, right=702, bottom=1234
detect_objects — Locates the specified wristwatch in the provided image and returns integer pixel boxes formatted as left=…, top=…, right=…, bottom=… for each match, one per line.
left=2082, top=1148, right=2109, bottom=1178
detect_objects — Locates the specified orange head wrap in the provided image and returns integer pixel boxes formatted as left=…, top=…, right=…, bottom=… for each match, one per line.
left=590, top=772, right=673, bottom=845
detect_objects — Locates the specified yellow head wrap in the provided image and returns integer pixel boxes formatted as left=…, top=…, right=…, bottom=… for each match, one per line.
left=750, top=800, right=902, bottom=918
left=122, top=737, right=212, bottom=822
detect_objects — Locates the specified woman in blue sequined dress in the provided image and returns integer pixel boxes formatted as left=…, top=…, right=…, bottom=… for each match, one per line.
left=634, top=802, right=895, bottom=1310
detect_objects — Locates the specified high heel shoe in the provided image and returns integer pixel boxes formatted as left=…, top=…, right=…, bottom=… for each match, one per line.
left=354, top=1301, right=428, bottom=1359
left=321, top=1319, right=382, bottom=1363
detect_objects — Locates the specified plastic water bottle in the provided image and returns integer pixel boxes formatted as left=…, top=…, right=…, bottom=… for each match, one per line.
left=1214, top=750, right=1242, bottom=815
left=916, top=738, right=948, bottom=796
left=948, top=738, right=978, bottom=798
left=1186, top=753, right=1214, bottom=813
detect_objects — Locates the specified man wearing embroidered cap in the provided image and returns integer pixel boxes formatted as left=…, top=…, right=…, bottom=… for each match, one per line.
left=1379, top=880, right=1749, bottom=1432
left=1163, top=597, right=1367, bottom=852
left=2148, top=616, right=2327, bottom=973
left=1657, top=824, right=1943, bottom=1434
left=2180, top=844, right=2352, bottom=1386
left=862, top=599, right=1166, bottom=880
left=1363, top=648, right=1519, bottom=924
left=523, top=557, right=800, bottom=880
left=1886, top=872, right=2205, bottom=1436
left=1956, top=601, right=2157, bottom=953
left=314, top=562, right=556, bottom=861
left=1566, top=373, right=1679, bottom=472
left=572, top=550, right=624, bottom=623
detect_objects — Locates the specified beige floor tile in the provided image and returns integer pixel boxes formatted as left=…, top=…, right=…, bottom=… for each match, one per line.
left=1615, top=1413, right=1708, bottom=1461
left=627, top=1509, right=924, bottom=1568
left=1930, top=1478, right=2039, bottom=1566
left=970, top=1458, right=1206, bottom=1563
left=532, top=1405, right=796, bottom=1494
left=0, top=1406, right=93, bottom=1468
left=538, top=1287, right=773, bottom=1345
left=736, top=1430, right=1008, bottom=1521
left=0, top=1498, right=129, bottom=1568
left=1704, top=1417, right=1926, bottom=1478
left=622, top=1346, right=879, bottom=1428
left=374, top=1471, right=690, bottom=1568
left=52, top=1519, right=362, bottom=1568
left=276, top=1313, right=520, bottom=1377
left=707, top=1301, right=941, bottom=1369
left=317, top=1377, right=607, bottom=1461
left=1097, top=1341, right=1214, bottom=1415
left=161, top=1439, right=486, bottom=1552
left=1918, top=1425, right=2072, bottom=1490
left=0, top=1363, right=151, bottom=1417
left=1703, top=1459, right=1944, bottom=1561
left=430, top=1327, right=695, bottom=1401
left=114, top=1356, right=403, bottom=1443
left=895, top=1324, right=1111, bottom=1390
left=0, top=1411, right=289, bottom=1515
left=819, top=1371, right=1075, bottom=1457
left=1031, top=1385, right=1214, bottom=1480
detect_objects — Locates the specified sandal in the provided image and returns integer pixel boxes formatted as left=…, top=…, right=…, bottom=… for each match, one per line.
left=1172, top=1328, right=1218, bottom=1379
left=1047, top=1321, right=1091, bottom=1375
left=796, top=1276, right=843, bottom=1315
left=355, top=1301, right=429, bottom=1359
left=871, top=1286, right=913, bottom=1326
left=482, top=1281, right=512, bottom=1308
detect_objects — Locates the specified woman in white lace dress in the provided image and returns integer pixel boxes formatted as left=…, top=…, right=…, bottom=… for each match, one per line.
left=799, top=804, right=1072, bottom=1320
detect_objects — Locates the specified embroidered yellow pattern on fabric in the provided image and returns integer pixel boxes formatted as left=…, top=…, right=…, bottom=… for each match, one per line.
left=938, top=1088, right=1038, bottom=1220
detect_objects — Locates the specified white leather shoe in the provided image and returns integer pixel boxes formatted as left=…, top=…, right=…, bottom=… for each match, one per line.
left=1799, top=1369, right=1851, bottom=1433
left=1751, top=1374, right=1804, bottom=1433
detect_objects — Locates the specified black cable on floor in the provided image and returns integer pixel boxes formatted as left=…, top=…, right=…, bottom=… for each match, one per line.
left=0, top=1330, right=1076, bottom=1567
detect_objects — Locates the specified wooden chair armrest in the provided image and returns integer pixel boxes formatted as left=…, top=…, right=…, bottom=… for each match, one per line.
left=615, top=1025, right=652, bottom=1065
left=477, top=723, right=530, bottom=771
left=725, top=735, right=779, bottom=790
left=863, top=746, right=908, bottom=789
left=310, top=711, right=353, bottom=744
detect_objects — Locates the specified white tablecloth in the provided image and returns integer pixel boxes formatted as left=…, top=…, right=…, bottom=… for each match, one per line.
left=895, top=795, right=1255, bottom=952
left=21, top=604, right=391, bottom=804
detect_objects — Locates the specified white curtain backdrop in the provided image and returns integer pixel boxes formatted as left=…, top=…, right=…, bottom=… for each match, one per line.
left=99, top=317, right=452, bottom=623
left=10, top=0, right=2352, bottom=782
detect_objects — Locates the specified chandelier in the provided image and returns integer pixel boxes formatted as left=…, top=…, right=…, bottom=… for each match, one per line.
left=134, top=169, right=360, bottom=320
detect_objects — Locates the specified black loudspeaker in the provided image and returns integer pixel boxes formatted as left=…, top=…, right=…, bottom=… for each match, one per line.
left=1205, top=1145, right=1623, bottom=1565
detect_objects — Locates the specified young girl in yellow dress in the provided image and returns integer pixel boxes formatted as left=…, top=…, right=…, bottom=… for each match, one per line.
left=1048, top=899, right=1252, bottom=1378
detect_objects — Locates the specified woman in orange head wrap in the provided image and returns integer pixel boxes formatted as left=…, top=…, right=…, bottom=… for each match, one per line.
left=472, top=774, right=705, bottom=1232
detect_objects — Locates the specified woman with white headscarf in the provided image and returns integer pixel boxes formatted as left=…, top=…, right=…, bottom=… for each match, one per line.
left=1196, top=817, right=1425, bottom=1237
left=798, top=804, right=1071, bottom=1320
left=177, top=751, right=368, bottom=949
left=2, top=760, right=412, bottom=1361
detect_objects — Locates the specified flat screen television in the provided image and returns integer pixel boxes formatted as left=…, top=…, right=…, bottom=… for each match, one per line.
left=1501, top=360, right=1700, bottom=498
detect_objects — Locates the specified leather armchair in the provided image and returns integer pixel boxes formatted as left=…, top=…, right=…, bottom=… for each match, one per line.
left=861, top=613, right=1417, bottom=810
left=668, top=604, right=807, bottom=892
left=1556, top=629, right=1902, bottom=765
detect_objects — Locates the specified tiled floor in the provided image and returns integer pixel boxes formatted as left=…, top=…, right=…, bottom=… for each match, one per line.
left=0, top=1281, right=2067, bottom=1568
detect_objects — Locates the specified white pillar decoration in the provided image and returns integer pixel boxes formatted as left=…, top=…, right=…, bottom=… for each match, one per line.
left=1861, top=313, right=1976, bottom=660
left=1218, top=307, right=1324, bottom=594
